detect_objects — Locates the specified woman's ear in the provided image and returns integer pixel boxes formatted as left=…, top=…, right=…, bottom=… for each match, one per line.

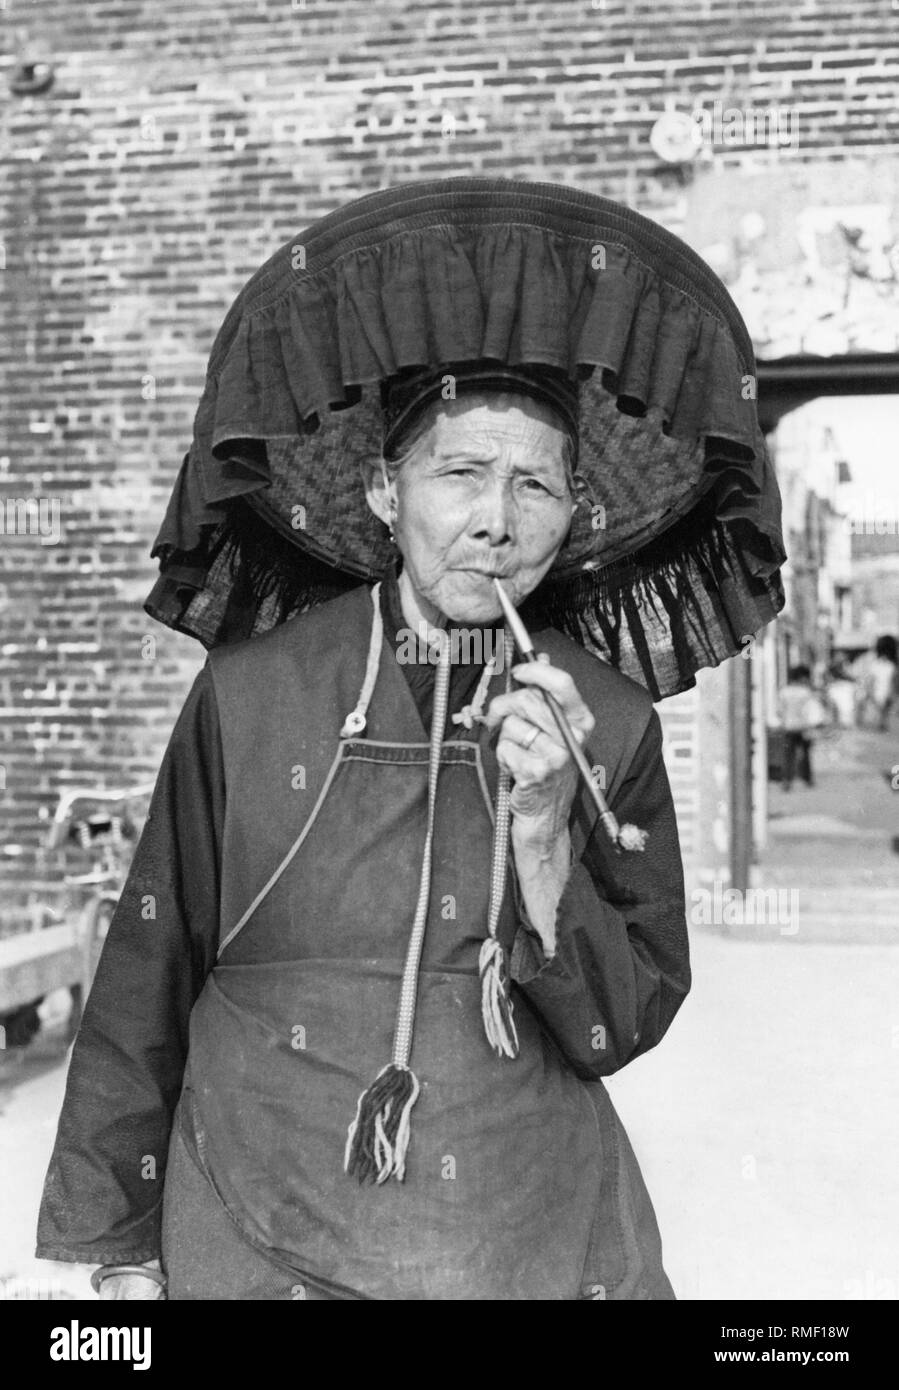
left=361, top=458, right=395, bottom=527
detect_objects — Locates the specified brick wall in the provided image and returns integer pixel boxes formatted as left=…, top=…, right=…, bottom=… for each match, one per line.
left=3, top=0, right=899, bottom=920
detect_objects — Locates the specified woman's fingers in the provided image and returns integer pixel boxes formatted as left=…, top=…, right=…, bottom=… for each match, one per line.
left=496, top=732, right=567, bottom=788
left=509, top=662, right=595, bottom=735
left=497, top=714, right=570, bottom=770
left=486, top=661, right=587, bottom=839
left=483, top=659, right=594, bottom=827
left=484, top=679, right=593, bottom=747
left=483, top=686, right=566, bottom=743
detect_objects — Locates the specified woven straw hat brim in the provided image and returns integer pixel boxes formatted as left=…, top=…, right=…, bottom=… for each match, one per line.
left=146, top=177, right=785, bottom=699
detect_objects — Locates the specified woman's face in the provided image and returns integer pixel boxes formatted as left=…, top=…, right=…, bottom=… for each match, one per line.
left=367, top=392, right=576, bottom=623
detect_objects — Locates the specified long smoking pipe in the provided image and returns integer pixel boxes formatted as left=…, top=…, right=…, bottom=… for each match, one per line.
left=493, top=576, right=638, bottom=855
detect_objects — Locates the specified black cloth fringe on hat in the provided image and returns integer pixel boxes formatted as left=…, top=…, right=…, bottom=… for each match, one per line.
left=145, top=494, right=781, bottom=699
left=144, top=178, right=787, bottom=697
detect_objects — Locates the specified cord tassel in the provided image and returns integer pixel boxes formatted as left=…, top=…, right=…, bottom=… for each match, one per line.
left=344, top=1063, right=421, bottom=1184
left=475, top=625, right=521, bottom=1059
left=479, top=936, right=519, bottom=1059
left=345, top=616, right=452, bottom=1185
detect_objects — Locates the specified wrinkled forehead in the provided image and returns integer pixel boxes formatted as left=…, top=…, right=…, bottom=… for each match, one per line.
left=414, top=392, right=574, bottom=465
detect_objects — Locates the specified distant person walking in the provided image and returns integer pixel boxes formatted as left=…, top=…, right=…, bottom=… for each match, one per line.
left=825, top=660, right=857, bottom=729
left=778, top=665, right=826, bottom=791
left=860, top=636, right=899, bottom=732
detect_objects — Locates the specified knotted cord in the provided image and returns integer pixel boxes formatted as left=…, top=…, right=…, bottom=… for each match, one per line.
left=344, top=591, right=519, bottom=1184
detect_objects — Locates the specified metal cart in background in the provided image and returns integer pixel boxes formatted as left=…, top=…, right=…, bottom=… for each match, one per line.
left=0, top=783, right=154, bottom=1050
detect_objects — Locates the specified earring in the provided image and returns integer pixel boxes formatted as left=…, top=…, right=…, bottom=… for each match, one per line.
left=388, top=503, right=397, bottom=545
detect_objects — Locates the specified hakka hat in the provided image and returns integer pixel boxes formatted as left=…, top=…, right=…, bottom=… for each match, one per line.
left=145, top=178, right=787, bottom=1184
left=146, top=176, right=785, bottom=701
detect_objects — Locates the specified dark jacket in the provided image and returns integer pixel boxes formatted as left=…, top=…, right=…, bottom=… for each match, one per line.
left=37, top=575, right=690, bottom=1295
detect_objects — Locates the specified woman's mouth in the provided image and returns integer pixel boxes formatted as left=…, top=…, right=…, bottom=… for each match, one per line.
left=455, top=564, right=514, bottom=579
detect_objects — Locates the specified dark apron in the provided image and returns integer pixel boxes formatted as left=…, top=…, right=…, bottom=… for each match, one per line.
left=162, top=590, right=674, bottom=1300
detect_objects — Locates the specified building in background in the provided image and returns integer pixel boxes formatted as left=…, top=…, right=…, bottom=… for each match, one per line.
left=850, top=531, right=899, bottom=643
left=767, top=412, right=854, bottom=679
left=4, top=0, right=899, bottom=922
left=678, top=159, right=899, bottom=897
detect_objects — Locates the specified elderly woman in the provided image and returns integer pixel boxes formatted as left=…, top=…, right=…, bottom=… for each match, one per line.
left=37, top=179, right=785, bottom=1301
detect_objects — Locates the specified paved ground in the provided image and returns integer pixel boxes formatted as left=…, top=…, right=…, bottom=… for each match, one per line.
left=608, top=928, right=899, bottom=1300
left=760, top=725, right=899, bottom=939
left=2, top=725, right=897, bottom=1301
left=0, top=1032, right=91, bottom=1300
left=609, top=723, right=899, bottom=1299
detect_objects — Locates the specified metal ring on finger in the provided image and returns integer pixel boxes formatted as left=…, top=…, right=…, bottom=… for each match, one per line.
left=521, top=725, right=541, bottom=751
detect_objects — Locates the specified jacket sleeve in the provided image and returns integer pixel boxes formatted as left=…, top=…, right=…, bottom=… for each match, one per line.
left=35, top=662, right=225, bottom=1265
left=510, top=707, right=690, bottom=1080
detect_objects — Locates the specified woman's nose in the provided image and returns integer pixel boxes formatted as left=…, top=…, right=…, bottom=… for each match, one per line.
left=470, top=478, right=515, bottom=546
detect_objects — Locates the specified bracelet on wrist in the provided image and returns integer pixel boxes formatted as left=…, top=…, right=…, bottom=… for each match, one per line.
left=90, top=1263, right=168, bottom=1295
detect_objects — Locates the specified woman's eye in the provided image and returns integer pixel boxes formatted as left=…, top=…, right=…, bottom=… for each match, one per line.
left=521, top=478, right=551, bottom=494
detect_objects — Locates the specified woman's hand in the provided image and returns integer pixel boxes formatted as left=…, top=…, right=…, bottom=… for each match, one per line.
left=483, top=656, right=595, bottom=954
left=485, top=655, right=595, bottom=845
left=97, top=1260, right=166, bottom=1300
